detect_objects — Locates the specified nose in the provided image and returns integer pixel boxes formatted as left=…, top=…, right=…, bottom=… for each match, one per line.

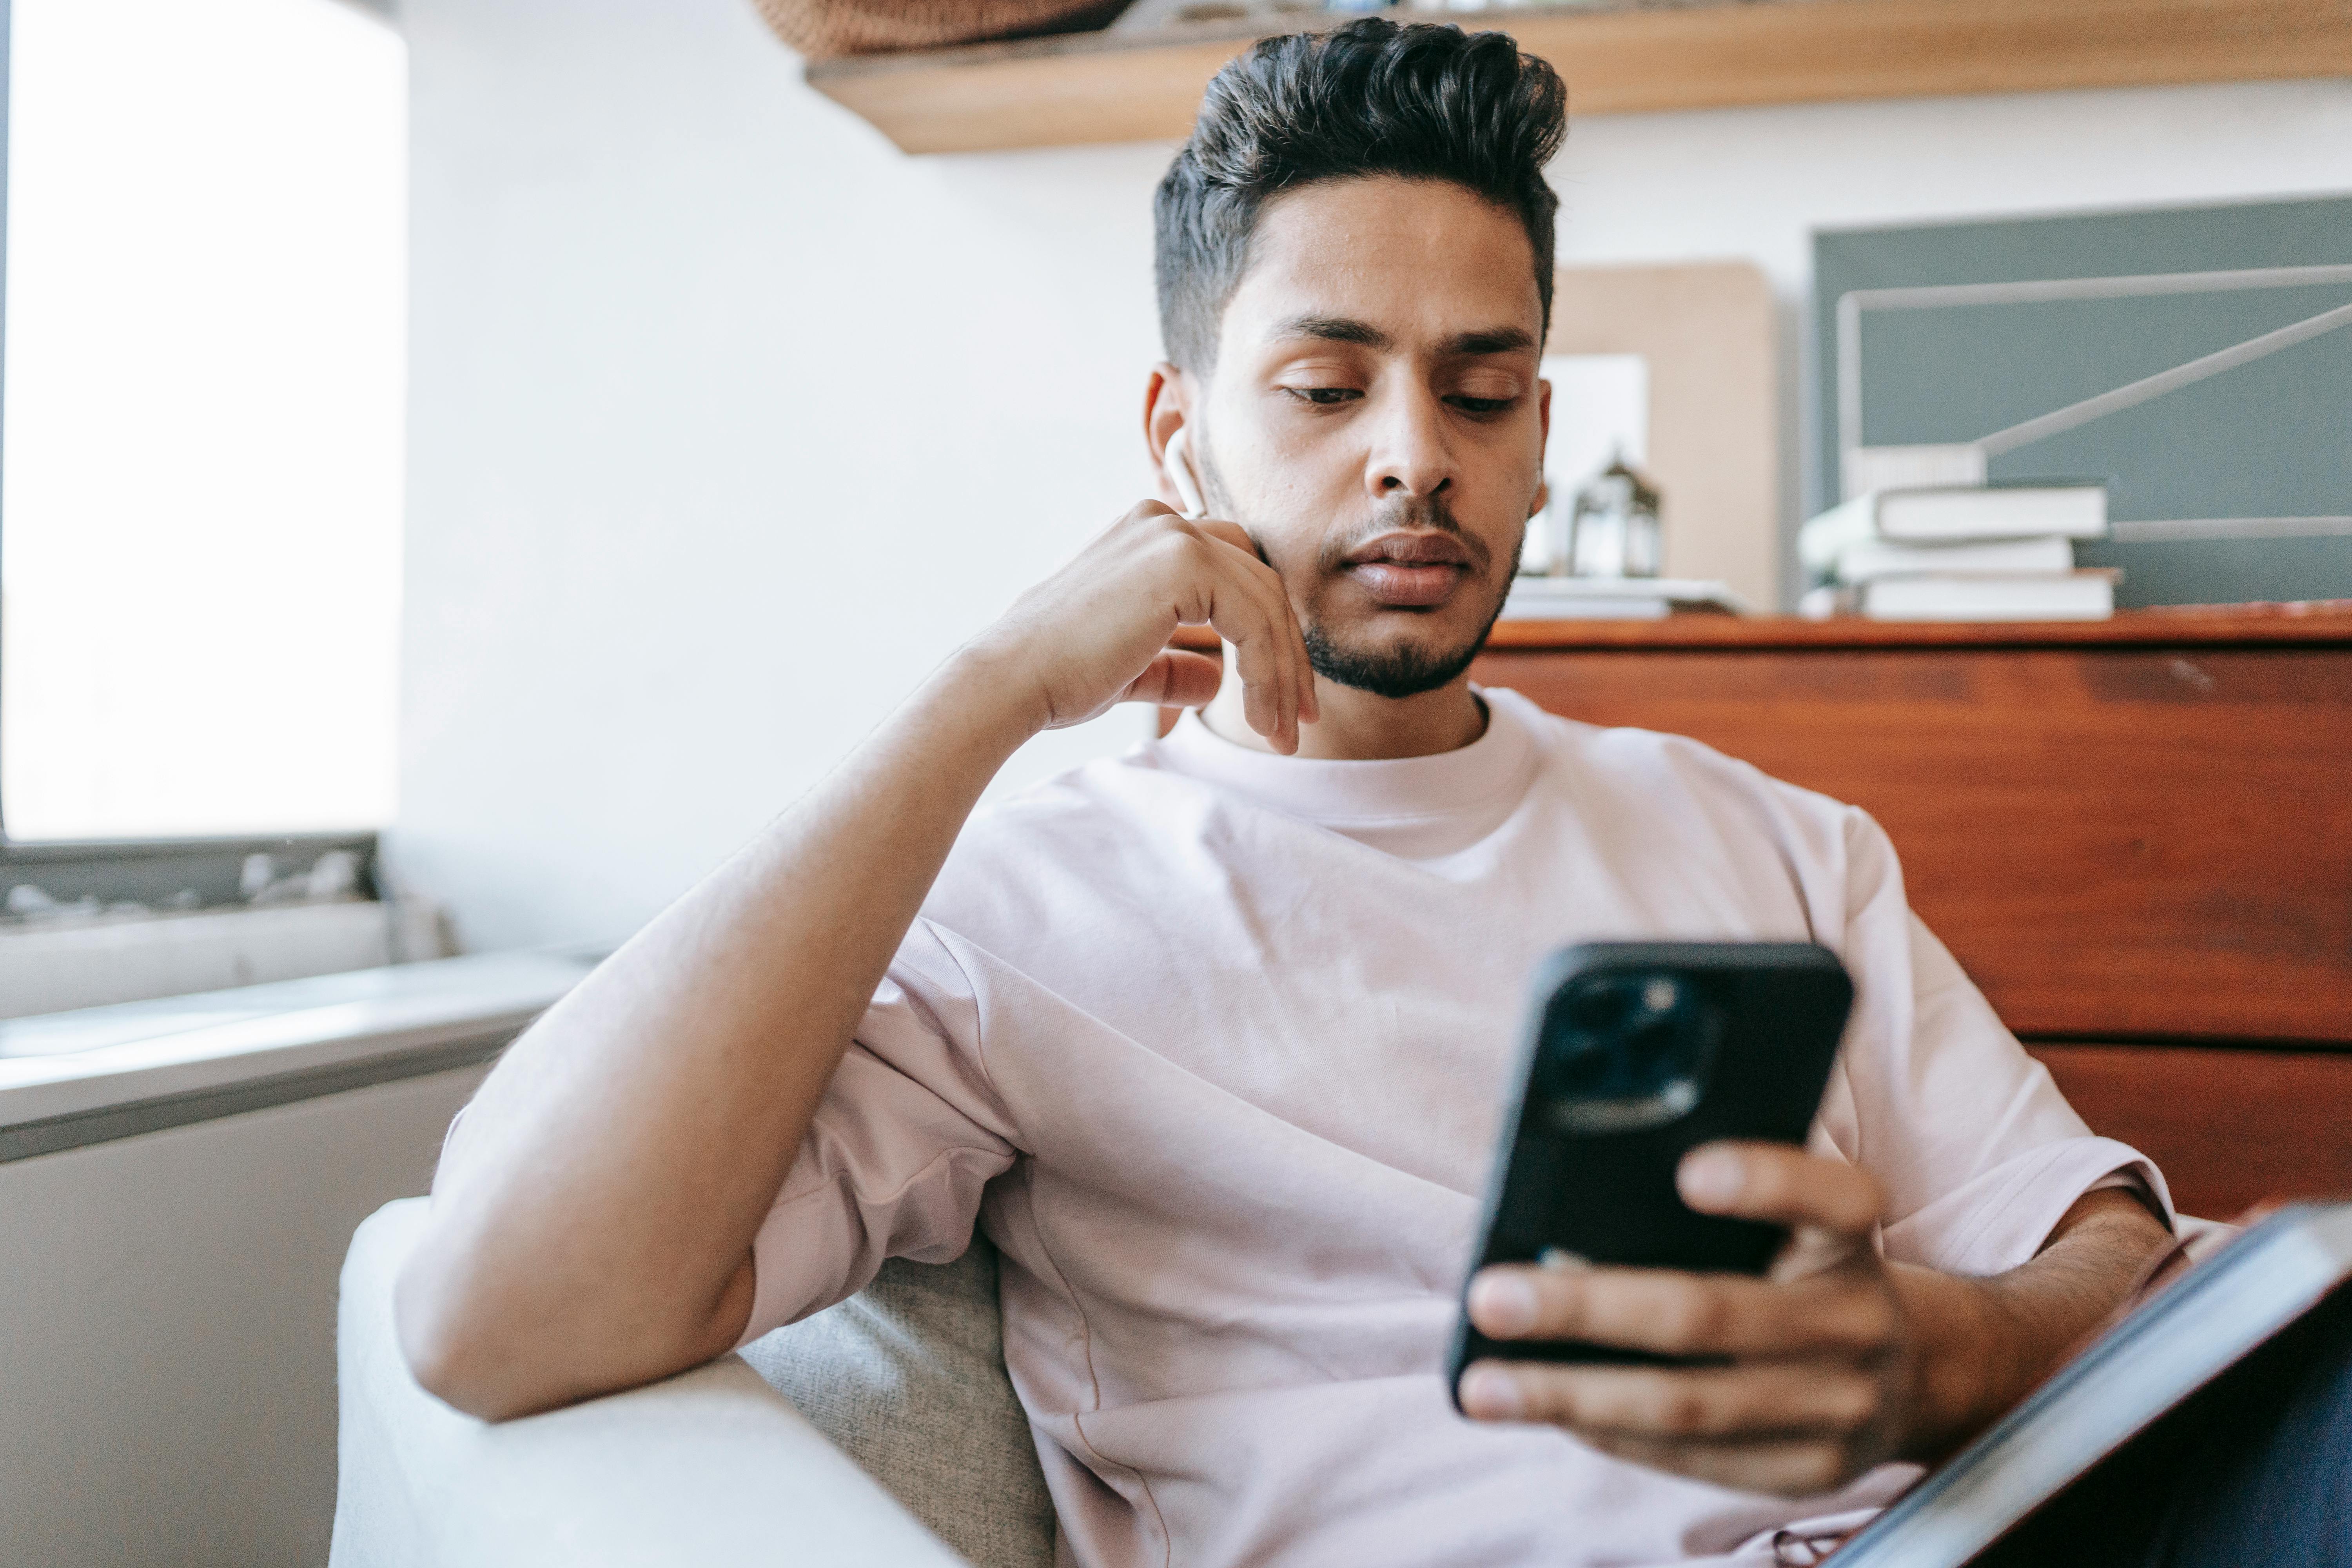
left=1364, top=386, right=1455, bottom=506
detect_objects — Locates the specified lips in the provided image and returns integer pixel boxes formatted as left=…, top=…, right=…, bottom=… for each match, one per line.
left=1343, top=531, right=1474, bottom=607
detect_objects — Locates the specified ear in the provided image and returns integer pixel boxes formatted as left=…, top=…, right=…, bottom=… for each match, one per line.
left=1143, top=361, right=1192, bottom=513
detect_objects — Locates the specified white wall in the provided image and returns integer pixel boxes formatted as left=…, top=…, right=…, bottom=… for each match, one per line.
left=395, top=0, right=1176, bottom=953
left=0, top=1066, right=486, bottom=1568
left=391, top=0, right=2352, bottom=950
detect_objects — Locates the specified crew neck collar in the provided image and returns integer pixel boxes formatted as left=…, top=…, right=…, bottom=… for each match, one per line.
left=1152, top=688, right=1535, bottom=829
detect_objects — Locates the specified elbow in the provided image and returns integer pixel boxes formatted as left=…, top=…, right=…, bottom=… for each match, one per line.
left=392, top=1245, right=562, bottom=1423
left=394, top=1322, right=523, bottom=1424
left=390, top=1233, right=739, bottom=1423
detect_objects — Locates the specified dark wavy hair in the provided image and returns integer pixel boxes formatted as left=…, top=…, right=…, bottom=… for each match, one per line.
left=1153, top=18, right=1568, bottom=372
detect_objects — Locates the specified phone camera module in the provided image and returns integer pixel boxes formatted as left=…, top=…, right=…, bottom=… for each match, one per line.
left=1539, top=971, right=1719, bottom=1135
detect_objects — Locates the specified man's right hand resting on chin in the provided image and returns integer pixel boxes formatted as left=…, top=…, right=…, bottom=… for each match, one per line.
left=394, top=501, right=1315, bottom=1421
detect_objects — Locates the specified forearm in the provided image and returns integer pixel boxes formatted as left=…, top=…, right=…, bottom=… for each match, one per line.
left=397, top=653, right=1043, bottom=1419
left=395, top=498, right=1311, bottom=1420
left=1891, top=1187, right=2171, bottom=1463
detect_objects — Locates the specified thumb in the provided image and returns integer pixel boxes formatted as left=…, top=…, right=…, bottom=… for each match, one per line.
left=1118, top=649, right=1223, bottom=710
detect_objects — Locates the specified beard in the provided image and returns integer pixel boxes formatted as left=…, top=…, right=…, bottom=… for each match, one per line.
left=1191, top=425, right=1522, bottom=700
left=1299, top=494, right=1519, bottom=699
left=1300, top=613, right=1499, bottom=699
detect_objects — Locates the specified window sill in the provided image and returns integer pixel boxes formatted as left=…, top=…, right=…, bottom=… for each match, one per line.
left=0, top=896, right=443, bottom=1019
left=0, top=951, right=591, bottom=1162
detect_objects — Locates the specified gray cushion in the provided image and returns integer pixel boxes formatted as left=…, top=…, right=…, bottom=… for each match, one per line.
left=739, top=1240, right=1055, bottom=1568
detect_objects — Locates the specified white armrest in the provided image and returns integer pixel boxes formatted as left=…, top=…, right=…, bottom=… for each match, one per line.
left=332, top=1198, right=966, bottom=1568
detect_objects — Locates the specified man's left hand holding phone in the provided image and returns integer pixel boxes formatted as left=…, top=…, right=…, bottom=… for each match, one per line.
left=1458, top=1142, right=1924, bottom=1498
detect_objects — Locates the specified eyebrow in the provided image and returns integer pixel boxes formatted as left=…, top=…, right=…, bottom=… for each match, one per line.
left=1266, top=314, right=1537, bottom=358
left=1271, top=314, right=1393, bottom=350
left=1443, top=326, right=1538, bottom=357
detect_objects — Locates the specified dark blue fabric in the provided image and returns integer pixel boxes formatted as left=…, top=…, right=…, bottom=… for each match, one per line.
left=1972, top=1286, right=2352, bottom=1568
left=2141, top=1290, right=2352, bottom=1567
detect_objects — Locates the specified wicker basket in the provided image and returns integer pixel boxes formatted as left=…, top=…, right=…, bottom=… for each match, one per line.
left=750, top=0, right=1135, bottom=59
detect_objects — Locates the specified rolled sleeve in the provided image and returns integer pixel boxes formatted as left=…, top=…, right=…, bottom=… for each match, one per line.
left=1885, top=1135, right=2172, bottom=1277
left=1824, top=809, right=2176, bottom=1279
left=736, top=920, right=1022, bottom=1345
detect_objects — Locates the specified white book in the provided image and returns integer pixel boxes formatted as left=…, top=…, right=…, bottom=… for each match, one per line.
left=1503, top=577, right=1749, bottom=620
left=1497, top=595, right=1669, bottom=621
left=1801, top=484, right=2109, bottom=573
left=1835, top=1203, right=2352, bottom=1567
left=1862, top=572, right=2114, bottom=622
left=1836, top=534, right=2077, bottom=584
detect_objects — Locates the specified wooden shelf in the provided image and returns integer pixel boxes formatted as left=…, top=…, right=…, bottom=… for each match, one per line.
left=807, top=0, right=2352, bottom=154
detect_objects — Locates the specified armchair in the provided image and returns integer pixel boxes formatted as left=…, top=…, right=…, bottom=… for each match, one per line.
left=331, top=1199, right=1055, bottom=1568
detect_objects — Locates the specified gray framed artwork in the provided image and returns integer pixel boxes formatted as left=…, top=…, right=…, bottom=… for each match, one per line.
left=1814, top=196, right=2352, bottom=608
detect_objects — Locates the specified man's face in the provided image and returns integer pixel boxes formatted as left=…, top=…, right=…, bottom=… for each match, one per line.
left=1191, top=175, right=1548, bottom=698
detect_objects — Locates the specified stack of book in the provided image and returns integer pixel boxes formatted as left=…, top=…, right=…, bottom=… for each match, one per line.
left=1799, top=482, right=2115, bottom=621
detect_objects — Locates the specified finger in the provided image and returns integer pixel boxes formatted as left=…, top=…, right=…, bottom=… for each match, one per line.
left=1679, top=1143, right=1884, bottom=1236
left=1456, top=1358, right=1882, bottom=1441
left=1199, top=526, right=1307, bottom=746
left=1465, top=1263, right=1898, bottom=1359
left=1155, top=523, right=1280, bottom=735
left=1194, top=519, right=1315, bottom=733
left=1201, top=553, right=1296, bottom=750
left=1578, top=1431, right=1861, bottom=1499
left=1116, top=649, right=1224, bottom=710
left=1274, top=576, right=1317, bottom=726
left=1200, top=544, right=1302, bottom=750
left=1216, top=556, right=1295, bottom=748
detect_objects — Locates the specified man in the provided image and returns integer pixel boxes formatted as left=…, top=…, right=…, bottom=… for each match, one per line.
left=397, top=20, right=2184, bottom=1565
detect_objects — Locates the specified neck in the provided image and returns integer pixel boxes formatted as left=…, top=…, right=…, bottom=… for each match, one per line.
left=1201, top=653, right=1487, bottom=760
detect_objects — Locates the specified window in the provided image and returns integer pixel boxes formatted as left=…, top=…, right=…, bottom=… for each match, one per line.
left=0, top=0, right=405, bottom=846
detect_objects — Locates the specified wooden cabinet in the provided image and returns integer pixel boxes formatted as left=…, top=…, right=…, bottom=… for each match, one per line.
left=1471, top=612, right=2352, bottom=1047
left=2021, top=1043, right=2352, bottom=1220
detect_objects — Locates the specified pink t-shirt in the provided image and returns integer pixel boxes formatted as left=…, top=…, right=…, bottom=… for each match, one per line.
left=742, top=688, right=2168, bottom=1567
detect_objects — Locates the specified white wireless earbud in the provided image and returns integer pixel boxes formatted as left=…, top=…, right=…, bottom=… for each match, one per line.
left=1163, top=426, right=1207, bottom=520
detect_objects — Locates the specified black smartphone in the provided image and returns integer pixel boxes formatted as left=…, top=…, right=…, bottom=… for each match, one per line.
left=1448, top=941, right=1853, bottom=1404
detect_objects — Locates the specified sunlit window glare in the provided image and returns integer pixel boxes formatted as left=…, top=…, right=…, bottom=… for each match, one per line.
left=1, top=0, right=405, bottom=840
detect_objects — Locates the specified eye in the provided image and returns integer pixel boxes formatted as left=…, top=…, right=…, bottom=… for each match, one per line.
left=1282, top=386, right=1362, bottom=407
left=1447, top=394, right=1517, bottom=416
